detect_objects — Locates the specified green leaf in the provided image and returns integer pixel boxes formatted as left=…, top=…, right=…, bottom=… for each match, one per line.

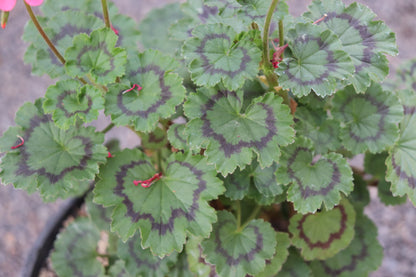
left=117, top=234, right=178, bottom=277
left=304, top=0, right=398, bottom=92
left=397, top=59, right=416, bottom=91
left=378, top=179, right=407, bottom=206
left=276, top=137, right=354, bottom=213
left=50, top=218, right=105, bottom=277
left=186, top=235, right=219, bottom=277
left=348, top=174, right=370, bottom=212
left=23, top=11, right=104, bottom=78
left=168, top=251, right=194, bottom=277
left=202, top=211, right=277, bottom=277
left=309, top=213, right=383, bottom=276
left=277, top=22, right=354, bottom=97
left=295, top=106, right=341, bottom=153
left=331, top=83, right=403, bottom=154
left=138, top=3, right=184, bottom=53
left=43, top=80, right=104, bottom=129
left=108, top=260, right=131, bottom=277
left=276, top=248, right=313, bottom=277
left=289, top=198, right=356, bottom=260
left=93, top=149, right=224, bottom=257
left=364, top=152, right=388, bottom=179
left=256, top=232, right=291, bottom=277
left=167, top=124, right=188, bottom=151
left=223, top=160, right=284, bottom=201
left=105, top=49, right=186, bottom=133
left=139, top=127, right=168, bottom=150
left=237, top=0, right=289, bottom=33
left=386, top=89, right=416, bottom=205
left=184, top=88, right=294, bottom=176
left=65, top=28, right=127, bottom=85
left=85, top=193, right=112, bottom=231
left=182, top=23, right=262, bottom=90
left=0, top=100, right=107, bottom=202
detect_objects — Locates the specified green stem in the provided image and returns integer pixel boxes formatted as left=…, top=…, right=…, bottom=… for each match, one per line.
left=238, top=205, right=262, bottom=232
left=86, top=73, right=108, bottom=92
left=278, top=19, right=284, bottom=58
left=261, top=0, right=290, bottom=105
left=24, top=1, right=88, bottom=85
left=157, top=149, right=163, bottom=173
left=235, top=200, right=242, bottom=230
left=101, top=122, right=115, bottom=134
left=101, top=0, right=111, bottom=28
left=262, top=0, right=279, bottom=67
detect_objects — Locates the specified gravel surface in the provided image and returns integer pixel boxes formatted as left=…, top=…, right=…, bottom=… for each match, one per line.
left=0, top=1, right=415, bottom=276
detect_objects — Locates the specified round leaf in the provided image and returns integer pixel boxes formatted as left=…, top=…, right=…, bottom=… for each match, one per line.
left=386, top=89, right=416, bottom=205
left=202, top=211, right=277, bottom=277
left=304, top=0, right=398, bottom=92
left=65, top=28, right=127, bottom=85
left=309, top=213, right=383, bottom=276
left=43, top=80, right=104, bottom=129
left=276, top=137, right=354, bottom=213
left=167, top=124, right=187, bottom=151
left=182, top=23, right=262, bottom=90
left=184, top=88, right=294, bottom=176
left=256, top=232, right=291, bottom=277
left=186, top=235, right=219, bottom=277
left=0, top=100, right=107, bottom=202
left=117, top=234, right=178, bottom=277
left=105, top=49, right=186, bottom=133
left=277, top=22, right=354, bottom=97
left=93, top=149, right=224, bottom=257
left=51, top=218, right=105, bottom=277
left=276, top=248, right=313, bottom=277
left=332, top=83, right=403, bottom=154
left=289, top=198, right=356, bottom=260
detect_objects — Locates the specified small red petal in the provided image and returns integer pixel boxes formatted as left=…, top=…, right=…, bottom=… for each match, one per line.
left=107, top=152, right=113, bottom=158
left=11, top=135, right=24, bottom=149
left=1, top=22, right=5, bottom=29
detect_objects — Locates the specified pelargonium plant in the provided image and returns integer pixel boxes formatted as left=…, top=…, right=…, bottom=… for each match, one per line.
left=0, top=0, right=413, bottom=276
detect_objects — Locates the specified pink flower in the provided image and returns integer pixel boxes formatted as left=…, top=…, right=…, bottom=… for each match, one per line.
left=0, top=0, right=43, bottom=12
left=1, top=0, right=43, bottom=28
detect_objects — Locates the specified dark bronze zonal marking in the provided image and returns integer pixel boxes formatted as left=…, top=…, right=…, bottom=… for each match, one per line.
left=76, top=41, right=115, bottom=77
left=114, top=160, right=206, bottom=235
left=284, top=35, right=337, bottom=86
left=391, top=154, right=416, bottom=189
left=56, top=90, right=93, bottom=117
left=199, top=5, right=218, bottom=23
left=201, top=90, right=276, bottom=157
left=320, top=229, right=368, bottom=276
left=117, top=65, right=171, bottom=118
left=339, top=93, right=389, bottom=143
left=214, top=220, right=263, bottom=265
left=66, top=236, right=88, bottom=277
left=127, top=239, right=161, bottom=270
left=297, top=205, right=348, bottom=249
left=287, top=147, right=340, bottom=197
left=173, top=125, right=187, bottom=145
left=48, top=25, right=92, bottom=66
left=16, top=114, right=95, bottom=184
left=322, top=11, right=376, bottom=73
left=403, top=105, right=416, bottom=115
left=197, top=33, right=251, bottom=78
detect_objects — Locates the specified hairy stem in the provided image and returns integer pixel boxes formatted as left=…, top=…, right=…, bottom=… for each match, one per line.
left=235, top=200, right=242, bottom=230
left=101, top=0, right=111, bottom=28
left=24, top=1, right=88, bottom=84
left=262, top=0, right=289, bottom=105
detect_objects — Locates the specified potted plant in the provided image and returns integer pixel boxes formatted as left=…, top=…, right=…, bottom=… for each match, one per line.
left=1, top=0, right=414, bottom=276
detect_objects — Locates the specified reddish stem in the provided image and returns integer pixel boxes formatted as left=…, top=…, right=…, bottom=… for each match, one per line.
left=111, top=25, right=119, bottom=35
left=122, top=84, right=143, bottom=94
left=11, top=135, right=24, bottom=149
left=133, top=173, right=162, bottom=188
left=313, top=13, right=328, bottom=24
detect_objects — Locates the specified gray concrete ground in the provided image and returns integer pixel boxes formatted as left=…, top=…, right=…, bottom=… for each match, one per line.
left=0, top=0, right=415, bottom=276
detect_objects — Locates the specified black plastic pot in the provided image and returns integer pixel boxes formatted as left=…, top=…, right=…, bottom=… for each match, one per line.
left=21, top=196, right=85, bottom=277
